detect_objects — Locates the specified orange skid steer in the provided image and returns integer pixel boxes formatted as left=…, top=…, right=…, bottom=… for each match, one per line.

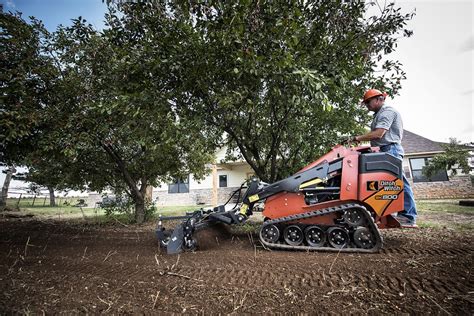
left=156, top=145, right=404, bottom=254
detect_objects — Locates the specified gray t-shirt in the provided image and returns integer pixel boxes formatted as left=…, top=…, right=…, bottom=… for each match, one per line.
left=370, top=104, right=403, bottom=147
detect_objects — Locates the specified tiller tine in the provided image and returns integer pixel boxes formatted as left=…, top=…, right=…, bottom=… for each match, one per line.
left=167, top=225, right=185, bottom=254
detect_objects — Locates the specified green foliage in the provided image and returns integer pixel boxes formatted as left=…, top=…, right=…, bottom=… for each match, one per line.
left=101, top=192, right=157, bottom=223
left=47, top=9, right=220, bottom=222
left=26, top=183, right=42, bottom=195
left=422, top=138, right=471, bottom=179
left=144, top=202, right=157, bottom=221
left=101, top=193, right=133, bottom=218
left=148, top=0, right=415, bottom=182
left=0, top=12, right=58, bottom=163
left=1, top=9, right=219, bottom=223
left=0, top=12, right=73, bottom=205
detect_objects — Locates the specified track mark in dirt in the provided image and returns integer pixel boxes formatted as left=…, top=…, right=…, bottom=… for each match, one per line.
left=382, top=247, right=474, bottom=256
left=151, top=267, right=469, bottom=296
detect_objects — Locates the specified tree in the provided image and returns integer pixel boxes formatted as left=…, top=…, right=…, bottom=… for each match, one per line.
left=45, top=10, right=219, bottom=223
left=1, top=9, right=219, bottom=222
left=13, top=155, right=73, bottom=207
left=0, top=12, right=58, bottom=205
left=423, top=138, right=472, bottom=179
left=162, top=0, right=414, bottom=182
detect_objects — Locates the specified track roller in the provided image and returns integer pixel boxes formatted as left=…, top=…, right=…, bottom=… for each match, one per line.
left=283, top=225, right=304, bottom=246
left=304, top=226, right=326, bottom=247
left=260, top=224, right=280, bottom=243
left=353, top=227, right=376, bottom=249
left=327, top=227, right=349, bottom=249
left=343, top=208, right=365, bottom=226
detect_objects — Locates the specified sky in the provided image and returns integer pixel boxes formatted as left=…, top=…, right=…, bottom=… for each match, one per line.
left=0, top=0, right=107, bottom=30
left=387, top=0, right=473, bottom=144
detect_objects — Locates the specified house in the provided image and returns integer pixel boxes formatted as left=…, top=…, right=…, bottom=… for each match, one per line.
left=152, top=130, right=473, bottom=206
left=152, top=147, right=254, bottom=206
left=400, top=130, right=473, bottom=199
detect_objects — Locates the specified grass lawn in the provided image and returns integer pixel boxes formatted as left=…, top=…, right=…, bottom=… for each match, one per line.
left=10, top=204, right=107, bottom=219
left=415, top=199, right=474, bottom=231
left=156, top=205, right=209, bottom=215
left=416, top=199, right=474, bottom=214
left=3, top=198, right=208, bottom=223
left=6, top=197, right=86, bottom=208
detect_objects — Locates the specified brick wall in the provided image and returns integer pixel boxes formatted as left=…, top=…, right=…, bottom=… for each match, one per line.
left=411, top=175, right=474, bottom=199
left=153, top=187, right=241, bottom=206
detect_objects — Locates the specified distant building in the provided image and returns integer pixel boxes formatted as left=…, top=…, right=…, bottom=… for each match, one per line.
left=152, top=147, right=253, bottom=207
left=400, top=130, right=473, bottom=199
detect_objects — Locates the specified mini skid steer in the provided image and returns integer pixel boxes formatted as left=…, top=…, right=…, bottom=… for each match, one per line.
left=156, top=145, right=405, bottom=254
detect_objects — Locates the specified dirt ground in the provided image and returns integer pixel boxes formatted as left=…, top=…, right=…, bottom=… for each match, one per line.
left=0, top=216, right=472, bottom=314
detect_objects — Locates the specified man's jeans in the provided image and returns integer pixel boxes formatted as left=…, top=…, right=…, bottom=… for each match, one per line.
left=379, top=143, right=417, bottom=222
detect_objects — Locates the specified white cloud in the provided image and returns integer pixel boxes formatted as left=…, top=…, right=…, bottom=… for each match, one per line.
left=389, top=1, right=473, bottom=143
left=6, top=0, right=16, bottom=9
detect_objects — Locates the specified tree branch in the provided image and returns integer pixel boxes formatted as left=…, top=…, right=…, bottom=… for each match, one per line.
left=100, top=142, right=141, bottom=200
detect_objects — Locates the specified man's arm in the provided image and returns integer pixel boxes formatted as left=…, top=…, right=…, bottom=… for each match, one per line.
left=353, top=128, right=387, bottom=142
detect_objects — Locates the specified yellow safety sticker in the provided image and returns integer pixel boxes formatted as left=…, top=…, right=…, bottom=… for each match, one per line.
left=249, top=194, right=260, bottom=203
left=240, top=203, right=249, bottom=215
left=299, top=178, right=323, bottom=189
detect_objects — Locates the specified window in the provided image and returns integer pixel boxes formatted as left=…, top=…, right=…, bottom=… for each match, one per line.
left=409, top=157, right=448, bottom=183
left=403, top=166, right=411, bottom=179
left=168, top=176, right=189, bottom=193
left=219, top=175, right=227, bottom=188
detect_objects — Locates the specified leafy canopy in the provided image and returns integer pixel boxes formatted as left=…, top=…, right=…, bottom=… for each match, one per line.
left=1, top=9, right=220, bottom=222
left=153, top=0, right=415, bottom=182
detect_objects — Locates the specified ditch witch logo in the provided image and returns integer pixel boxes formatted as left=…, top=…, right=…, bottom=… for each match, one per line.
left=367, top=181, right=379, bottom=191
left=367, top=180, right=402, bottom=192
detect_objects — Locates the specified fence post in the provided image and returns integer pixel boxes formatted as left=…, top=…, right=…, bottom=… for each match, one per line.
left=17, top=193, right=22, bottom=208
left=43, top=196, right=47, bottom=206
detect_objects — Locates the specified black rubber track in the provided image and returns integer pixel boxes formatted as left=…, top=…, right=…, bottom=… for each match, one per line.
left=258, top=203, right=383, bottom=253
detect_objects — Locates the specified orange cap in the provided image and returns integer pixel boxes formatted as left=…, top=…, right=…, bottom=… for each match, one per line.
left=363, top=89, right=388, bottom=102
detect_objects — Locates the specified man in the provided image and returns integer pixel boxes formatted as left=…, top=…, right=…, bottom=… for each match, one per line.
left=351, top=89, right=417, bottom=228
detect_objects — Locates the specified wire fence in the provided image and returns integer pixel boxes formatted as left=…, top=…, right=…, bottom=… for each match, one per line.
left=5, top=191, right=87, bottom=208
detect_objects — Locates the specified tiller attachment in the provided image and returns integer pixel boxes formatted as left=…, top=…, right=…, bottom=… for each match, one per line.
left=156, top=205, right=247, bottom=254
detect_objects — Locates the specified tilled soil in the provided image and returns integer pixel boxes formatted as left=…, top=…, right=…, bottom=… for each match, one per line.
left=0, top=219, right=472, bottom=314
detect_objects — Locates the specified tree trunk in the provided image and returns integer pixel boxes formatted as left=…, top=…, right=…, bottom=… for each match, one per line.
left=145, top=185, right=153, bottom=203
left=134, top=196, right=145, bottom=224
left=0, top=166, right=16, bottom=207
left=101, top=142, right=146, bottom=223
left=48, top=186, right=56, bottom=207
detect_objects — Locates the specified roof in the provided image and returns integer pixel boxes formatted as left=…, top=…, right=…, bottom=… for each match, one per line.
left=402, top=130, right=444, bottom=155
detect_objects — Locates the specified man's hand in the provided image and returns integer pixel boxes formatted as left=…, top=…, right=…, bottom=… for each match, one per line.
left=341, top=135, right=359, bottom=146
